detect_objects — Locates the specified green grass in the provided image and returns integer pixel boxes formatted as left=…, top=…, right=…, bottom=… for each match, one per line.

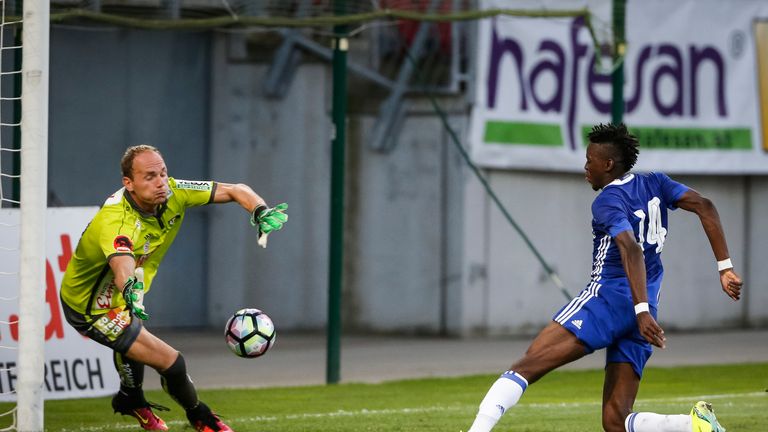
left=5, top=363, right=767, bottom=431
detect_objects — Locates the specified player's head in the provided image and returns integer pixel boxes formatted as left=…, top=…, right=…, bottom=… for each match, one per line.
left=584, top=123, right=639, bottom=190
left=121, top=145, right=169, bottom=212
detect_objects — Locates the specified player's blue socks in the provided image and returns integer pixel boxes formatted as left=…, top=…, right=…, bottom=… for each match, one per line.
left=467, top=370, right=529, bottom=432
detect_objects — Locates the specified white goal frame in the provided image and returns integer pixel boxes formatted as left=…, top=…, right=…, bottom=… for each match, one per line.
left=16, top=0, right=49, bottom=431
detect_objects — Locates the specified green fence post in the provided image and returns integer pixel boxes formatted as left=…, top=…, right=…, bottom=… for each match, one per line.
left=327, top=0, right=348, bottom=385
left=611, top=0, right=626, bottom=124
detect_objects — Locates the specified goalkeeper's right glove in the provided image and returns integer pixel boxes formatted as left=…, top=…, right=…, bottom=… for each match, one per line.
left=122, top=268, right=149, bottom=320
left=250, top=203, right=288, bottom=248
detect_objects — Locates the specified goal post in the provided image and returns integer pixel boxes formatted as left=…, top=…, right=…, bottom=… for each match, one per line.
left=16, top=0, right=49, bottom=430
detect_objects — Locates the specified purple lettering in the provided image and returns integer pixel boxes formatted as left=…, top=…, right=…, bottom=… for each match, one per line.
left=567, top=17, right=589, bottom=150
left=652, top=44, right=684, bottom=116
left=529, top=40, right=565, bottom=112
left=689, top=45, right=726, bottom=116
left=482, top=17, right=730, bottom=150
left=626, top=46, right=652, bottom=113
left=487, top=19, right=527, bottom=110
left=587, top=53, right=612, bottom=114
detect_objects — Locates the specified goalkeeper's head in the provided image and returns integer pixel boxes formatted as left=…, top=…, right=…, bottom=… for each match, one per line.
left=121, top=144, right=163, bottom=178
left=121, top=144, right=169, bottom=213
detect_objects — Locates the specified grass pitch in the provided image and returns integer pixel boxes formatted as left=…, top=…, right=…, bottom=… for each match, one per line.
left=8, top=362, right=768, bottom=431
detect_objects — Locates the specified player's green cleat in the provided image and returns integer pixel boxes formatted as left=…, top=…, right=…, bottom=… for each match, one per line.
left=691, top=401, right=726, bottom=432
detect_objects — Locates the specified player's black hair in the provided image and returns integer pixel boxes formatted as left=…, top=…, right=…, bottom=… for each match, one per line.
left=587, top=123, right=639, bottom=171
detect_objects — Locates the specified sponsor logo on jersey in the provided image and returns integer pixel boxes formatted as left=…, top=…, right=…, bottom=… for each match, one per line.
left=168, top=215, right=179, bottom=226
left=93, top=308, right=131, bottom=337
left=175, top=179, right=212, bottom=191
left=143, top=240, right=150, bottom=254
left=113, top=235, right=133, bottom=253
left=95, top=280, right=115, bottom=310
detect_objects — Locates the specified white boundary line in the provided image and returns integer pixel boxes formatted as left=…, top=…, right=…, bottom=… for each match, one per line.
left=56, top=391, right=766, bottom=432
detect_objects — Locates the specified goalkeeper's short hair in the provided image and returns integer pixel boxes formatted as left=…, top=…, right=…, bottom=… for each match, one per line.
left=121, top=144, right=163, bottom=178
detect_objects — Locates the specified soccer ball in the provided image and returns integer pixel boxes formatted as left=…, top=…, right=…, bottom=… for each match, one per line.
left=224, top=308, right=276, bottom=358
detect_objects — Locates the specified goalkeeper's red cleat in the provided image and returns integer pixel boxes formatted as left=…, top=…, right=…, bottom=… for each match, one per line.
left=187, top=402, right=234, bottom=432
left=112, top=392, right=169, bottom=431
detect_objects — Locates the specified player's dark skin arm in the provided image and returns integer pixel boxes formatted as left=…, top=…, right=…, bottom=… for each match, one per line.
left=675, top=189, right=743, bottom=301
left=615, top=230, right=666, bottom=349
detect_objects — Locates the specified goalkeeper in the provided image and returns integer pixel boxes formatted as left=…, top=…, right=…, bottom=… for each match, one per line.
left=60, top=145, right=287, bottom=432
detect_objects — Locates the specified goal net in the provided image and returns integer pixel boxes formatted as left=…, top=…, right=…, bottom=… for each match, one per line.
left=0, top=0, right=49, bottom=431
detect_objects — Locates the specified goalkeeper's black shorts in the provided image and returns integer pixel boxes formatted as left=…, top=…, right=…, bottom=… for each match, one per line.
left=61, top=296, right=142, bottom=354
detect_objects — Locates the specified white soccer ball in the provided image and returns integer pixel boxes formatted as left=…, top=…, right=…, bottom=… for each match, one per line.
left=224, top=308, right=276, bottom=358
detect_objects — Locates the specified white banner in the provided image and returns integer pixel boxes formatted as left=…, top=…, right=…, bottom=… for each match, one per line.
left=0, top=207, right=119, bottom=400
left=470, top=0, right=768, bottom=173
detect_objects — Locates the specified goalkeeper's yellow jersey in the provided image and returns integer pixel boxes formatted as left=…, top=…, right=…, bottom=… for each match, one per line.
left=60, top=178, right=216, bottom=315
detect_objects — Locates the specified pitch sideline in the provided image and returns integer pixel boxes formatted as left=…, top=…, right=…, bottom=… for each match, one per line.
left=58, top=391, right=765, bottom=432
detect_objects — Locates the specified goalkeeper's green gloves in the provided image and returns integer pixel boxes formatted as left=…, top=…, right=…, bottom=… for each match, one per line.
left=250, top=203, right=288, bottom=248
left=122, top=268, right=149, bottom=320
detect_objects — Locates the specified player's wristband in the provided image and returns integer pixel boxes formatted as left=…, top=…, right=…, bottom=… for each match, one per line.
left=634, top=302, right=650, bottom=315
left=717, top=258, right=733, bottom=272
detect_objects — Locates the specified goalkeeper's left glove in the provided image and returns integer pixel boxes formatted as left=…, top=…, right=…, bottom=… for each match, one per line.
left=250, top=203, right=288, bottom=248
left=122, top=268, right=149, bottom=320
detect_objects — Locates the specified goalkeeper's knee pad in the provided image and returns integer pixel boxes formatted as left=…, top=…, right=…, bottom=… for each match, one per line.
left=160, top=353, right=198, bottom=409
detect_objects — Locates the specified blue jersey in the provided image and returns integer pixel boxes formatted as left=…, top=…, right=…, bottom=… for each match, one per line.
left=590, top=172, right=689, bottom=304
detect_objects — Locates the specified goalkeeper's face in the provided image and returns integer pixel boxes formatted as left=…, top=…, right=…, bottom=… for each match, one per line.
left=123, top=150, right=169, bottom=213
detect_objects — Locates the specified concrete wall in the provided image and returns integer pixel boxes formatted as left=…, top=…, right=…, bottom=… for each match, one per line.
left=206, top=35, right=332, bottom=330
left=208, top=26, right=767, bottom=333
left=746, top=176, right=768, bottom=328
left=45, top=29, right=767, bottom=333
left=206, top=35, right=468, bottom=333
left=48, top=27, right=211, bottom=327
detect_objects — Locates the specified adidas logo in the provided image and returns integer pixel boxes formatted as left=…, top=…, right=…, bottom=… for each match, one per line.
left=571, top=319, right=583, bottom=329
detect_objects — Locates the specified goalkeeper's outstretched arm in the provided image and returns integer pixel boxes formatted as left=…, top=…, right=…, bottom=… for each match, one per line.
left=212, top=182, right=288, bottom=247
left=212, top=182, right=266, bottom=212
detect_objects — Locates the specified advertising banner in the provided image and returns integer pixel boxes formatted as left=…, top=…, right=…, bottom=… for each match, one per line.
left=470, top=0, right=768, bottom=173
left=0, top=207, right=119, bottom=400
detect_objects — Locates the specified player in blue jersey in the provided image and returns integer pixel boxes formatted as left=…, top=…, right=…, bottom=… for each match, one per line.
left=466, top=124, right=743, bottom=432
